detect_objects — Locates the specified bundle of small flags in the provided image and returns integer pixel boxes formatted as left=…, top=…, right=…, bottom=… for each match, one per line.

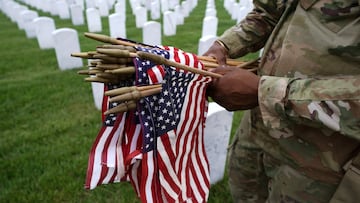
left=72, top=33, right=258, bottom=203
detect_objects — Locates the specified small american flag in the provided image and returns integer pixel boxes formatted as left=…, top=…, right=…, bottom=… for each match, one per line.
left=85, top=45, right=212, bottom=202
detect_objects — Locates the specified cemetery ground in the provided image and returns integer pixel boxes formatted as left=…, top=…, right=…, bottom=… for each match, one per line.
left=0, top=1, right=258, bottom=202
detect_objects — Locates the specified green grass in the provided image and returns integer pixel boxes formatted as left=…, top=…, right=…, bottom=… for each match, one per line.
left=0, top=0, right=254, bottom=202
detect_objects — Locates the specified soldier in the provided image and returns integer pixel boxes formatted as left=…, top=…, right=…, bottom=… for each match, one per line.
left=204, top=0, right=360, bottom=202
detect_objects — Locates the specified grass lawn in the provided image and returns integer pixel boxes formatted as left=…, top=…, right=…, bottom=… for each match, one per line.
left=0, top=0, right=256, bottom=202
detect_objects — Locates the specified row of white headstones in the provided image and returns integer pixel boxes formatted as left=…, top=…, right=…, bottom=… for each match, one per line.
left=1, top=0, right=254, bottom=185
left=1, top=0, right=253, bottom=69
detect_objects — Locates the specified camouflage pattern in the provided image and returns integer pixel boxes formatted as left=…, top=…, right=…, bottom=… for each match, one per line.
left=219, top=0, right=360, bottom=202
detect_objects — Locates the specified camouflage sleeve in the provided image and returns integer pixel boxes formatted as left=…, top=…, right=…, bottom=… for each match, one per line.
left=218, top=0, right=286, bottom=58
left=258, top=76, right=360, bottom=140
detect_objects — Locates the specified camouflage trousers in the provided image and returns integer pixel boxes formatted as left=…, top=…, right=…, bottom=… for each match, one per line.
left=227, top=111, right=338, bottom=203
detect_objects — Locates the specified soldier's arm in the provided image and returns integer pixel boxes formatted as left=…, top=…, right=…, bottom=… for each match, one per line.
left=218, top=0, right=286, bottom=58
left=259, top=76, right=360, bottom=139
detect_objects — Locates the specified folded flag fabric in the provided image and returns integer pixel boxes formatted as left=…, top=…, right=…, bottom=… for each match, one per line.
left=85, top=45, right=212, bottom=203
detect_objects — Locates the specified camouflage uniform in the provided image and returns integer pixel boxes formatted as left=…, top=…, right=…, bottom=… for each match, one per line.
left=218, top=0, right=360, bottom=202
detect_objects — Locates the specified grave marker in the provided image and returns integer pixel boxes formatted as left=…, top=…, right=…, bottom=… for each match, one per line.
left=86, top=8, right=102, bottom=32
left=33, top=16, right=56, bottom=49
left=163, top=11, right=176, bottom=36
left=70, top=4, right=84, bottom=25
left=204, top=102, right=233, bottom=185
left=108, top=13, right=126, bottom=38
left=142, top=21, right=161, bottom=46
left=52, top=28, right=83, bottom=70
left=21, top=10, right=39, bottom=38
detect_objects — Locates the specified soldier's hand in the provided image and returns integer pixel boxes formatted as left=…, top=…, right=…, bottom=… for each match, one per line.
left=207, top=66, right=260, bottom=111
left=203, top=40, right=229, bottom=66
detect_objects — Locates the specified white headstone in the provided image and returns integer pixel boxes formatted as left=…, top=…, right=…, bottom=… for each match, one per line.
left=231, top=2, right=238, bottom=20
left=33, top=17, right=56, bottom=49
left=201, top=16, right=218, bottom=38
left=107, top=0, right=115, bottom=7
left=197, top=35, right=217, bottom=56
left=49, top=0, right=58, bottom=16
left=206, top=0, right=215, bottom=9
left=174, top=5, right=184, bottom=25
left=160, top=0, right=168, bottom=13
left=236, top=6, right=247, bottom=23
left=75, top=0, right=85, bottom=10
left=86, top=8, right=102, bottom=32
left=21, top=10, right=39, bottom=38
left=135, top=6, right=147, bottom=28
left=108, top=13, right=126, bottom=38
left=181, top=1, right=190, bottom=17
left=129, top=0, right=140, bottom=14
left=142, top=21, right=161, bottom=46
left=259, top=48, right=264, bottom=57
left=88, top=59, right=104, bottom=110
left=15, top=6, right=28, bottom=30
left=150, top=1, right=160, bottom=20
left=168, top=0, right=179, bottom=9
left=204, top=102, right=233, bottom=185
left=91, top=80, right=104, bottom=110
left=70, top=4, right=84, bottom=25
left=114, top=1, right=126, bottom=15
left=163, top=11, right=176, bottom=36
left=52, top=28, right=83, bottom=70
left=86, top=0, right=96, bottom=8
left=97, top=0, right=109, bottom=16
left=56, top=1, right=71, bottom=19
left=205, top=8, right=216, bottom=17
left=9, top=4, right=20, bottom=23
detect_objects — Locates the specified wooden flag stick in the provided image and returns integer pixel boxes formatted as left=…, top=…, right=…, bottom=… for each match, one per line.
left=136, top=51, right=223, bottom=78
left=104, top=100, right=137, bottom=115
left=236, top=58, right=260, bottom=69
left=95, top=48, right=222, bottom=78
left=96, top=72, right=119, bottom=80
left=105, top=84, right=162, bottom=96
left=105, top=67, right=136, bottom=75
left=71, top=52, right=96, bottom=59
left=84, top=32, right=258, bottom=69
left=197, top=55, right=246, bottom=67
left=97, top=44, right=136, bottom=52
left=96, top=48, right=137, bottom=58
left=96, top=64, right=127, bottom=70
left=77, top=69, right=103, bottom=75
left=104, top=87, right=163, bottom=114
left=84, top=77, right=111, bottom=83
left=109, top=87, right=162, bottom=103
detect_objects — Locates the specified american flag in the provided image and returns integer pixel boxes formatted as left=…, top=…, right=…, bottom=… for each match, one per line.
left=85, top=46, right=212, bottom=202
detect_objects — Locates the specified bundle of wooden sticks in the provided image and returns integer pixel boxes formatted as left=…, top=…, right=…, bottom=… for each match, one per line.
left=72, top=33, right=259, bottom=114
